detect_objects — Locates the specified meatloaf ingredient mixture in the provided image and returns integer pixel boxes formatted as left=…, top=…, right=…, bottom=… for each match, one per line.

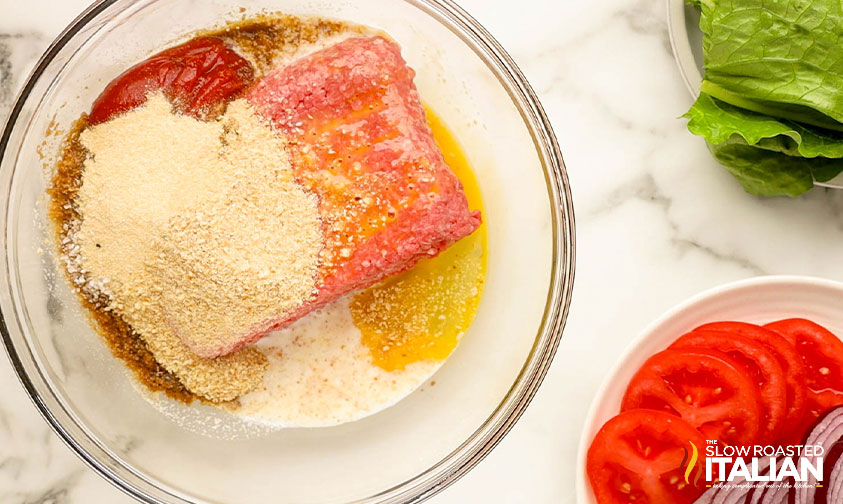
left=48, top=14, right=487, bottom=427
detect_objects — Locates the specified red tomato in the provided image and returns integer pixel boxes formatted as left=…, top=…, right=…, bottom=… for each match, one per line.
left=621, top=349, right=763, bottom=446
left=670, top=330, right=786, bottom=444
left=89, top=37, right=254, bottom=124
left=587, top=409, right=706, bottom=503
left=764, top=318, right=843, bottom=442
left=693, top=321, right=807, bottom=443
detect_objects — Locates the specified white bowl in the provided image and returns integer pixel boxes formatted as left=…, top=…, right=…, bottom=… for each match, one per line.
left=574, top=275, right=843, bottom=503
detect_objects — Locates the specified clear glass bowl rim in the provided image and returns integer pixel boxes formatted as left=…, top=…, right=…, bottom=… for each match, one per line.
left=0, top=0, right=576, bottom=502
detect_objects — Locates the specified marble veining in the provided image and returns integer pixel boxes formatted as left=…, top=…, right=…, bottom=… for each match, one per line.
left=0, top=32, right=46, bottom=113
left=17, top=471, right=82, bottom=504
left=5, top=0, right=843, bottom=503
left=0, top=38, right=13, bottom=110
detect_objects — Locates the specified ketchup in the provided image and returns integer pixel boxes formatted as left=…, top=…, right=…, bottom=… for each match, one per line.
left=89, top=37, right=253, bottom=124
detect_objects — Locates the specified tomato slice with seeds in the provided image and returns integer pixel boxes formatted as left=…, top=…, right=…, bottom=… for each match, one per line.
left=621, top=349, right=763, bottom=446
left=587, top=409, right=706, bottom=503
left=693, top=321, right=807, bottom=444
left=764, top=318, right=843, bottom=443
left=89, top=37, right=254, bottom=124
left=670, top=330, right=786, bottom=444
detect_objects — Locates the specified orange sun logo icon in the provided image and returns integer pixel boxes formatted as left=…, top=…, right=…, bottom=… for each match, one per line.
left=679, top=441, right=703, bottom=486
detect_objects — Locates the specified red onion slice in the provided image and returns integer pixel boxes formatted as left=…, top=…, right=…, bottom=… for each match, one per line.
left=794, top=406, right=843, bottom=503
left=744, top=459, right=785, bottom=504
left=757, top=479, right=789, bottom=503
left=822, top=439, right=843, bottom=503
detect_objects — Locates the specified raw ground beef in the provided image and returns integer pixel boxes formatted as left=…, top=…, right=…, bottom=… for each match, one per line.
left=207, top=35, right=482, bottom=356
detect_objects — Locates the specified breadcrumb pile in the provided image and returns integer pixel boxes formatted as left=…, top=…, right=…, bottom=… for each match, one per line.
left=71, top=94, right=321, bottom=402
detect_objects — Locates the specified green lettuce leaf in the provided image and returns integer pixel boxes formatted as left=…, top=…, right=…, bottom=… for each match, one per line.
left=697, top=0, right=843, bottom=130
left=686, top=94, right=843, bottom=159
left=709, top=140, right=843, bottom=197
left=685, top=93, right=843, bottom=196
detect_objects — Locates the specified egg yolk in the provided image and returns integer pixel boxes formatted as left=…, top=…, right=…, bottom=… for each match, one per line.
left=350, top=108, right=487, bottom=371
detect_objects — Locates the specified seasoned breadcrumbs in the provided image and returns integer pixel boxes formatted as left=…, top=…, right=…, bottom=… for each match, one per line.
left=60, top=95, right=320, bottom=402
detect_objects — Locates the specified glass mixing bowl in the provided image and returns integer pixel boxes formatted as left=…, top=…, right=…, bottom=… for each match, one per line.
left=0, top=1, right=575, bottom=502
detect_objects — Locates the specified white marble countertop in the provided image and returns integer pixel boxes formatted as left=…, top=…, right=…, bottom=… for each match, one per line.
left=4, top=0, right=843, bottom=502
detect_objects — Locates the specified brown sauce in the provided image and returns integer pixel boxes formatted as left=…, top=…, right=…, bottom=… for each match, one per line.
left=201, top=14, right=360, bottom=75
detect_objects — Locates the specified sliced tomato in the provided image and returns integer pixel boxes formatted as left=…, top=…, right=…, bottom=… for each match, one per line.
left=621, top=349, right=763, bottom=446
left=764, top=318, right=843, bottom=443
left=89, top=37, right=254, bottom=124
left=587, top=409, right=706, bottom=503
left=694, top=321, right=807, bottom=443
left=670, top=330, right=786, bottom=444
